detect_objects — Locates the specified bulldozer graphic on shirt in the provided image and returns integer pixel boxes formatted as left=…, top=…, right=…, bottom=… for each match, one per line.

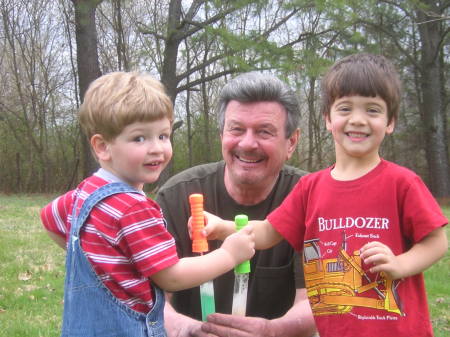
left=303, top=234, right=403, bottom=316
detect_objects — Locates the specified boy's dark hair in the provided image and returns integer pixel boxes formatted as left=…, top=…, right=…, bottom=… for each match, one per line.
left=320, top=53, right=401, bottom=124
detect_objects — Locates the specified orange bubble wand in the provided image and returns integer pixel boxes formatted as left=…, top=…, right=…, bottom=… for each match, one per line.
left=189, top=194, right=215, bottom=321
left=190, top=194, right=209, bottom=254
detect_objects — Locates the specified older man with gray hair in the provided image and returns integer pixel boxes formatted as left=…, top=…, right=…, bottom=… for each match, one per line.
left=157, top=72, right=317, bottom=337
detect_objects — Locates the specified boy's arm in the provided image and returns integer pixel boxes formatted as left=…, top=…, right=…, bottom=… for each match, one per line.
left=203, top=211, right=283, bottom=249
left=151, top=226, right=255, bottom=292
left=360, top=226, right=448, bottom=279
left=253, top=219, right=284, bottom=250
left=40, top=194, right=71, bottom=250
left=46, top=231, right=67, bottom=249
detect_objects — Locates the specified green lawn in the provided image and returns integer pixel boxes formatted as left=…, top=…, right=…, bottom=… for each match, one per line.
left=0, top=194, right=448, bottom=336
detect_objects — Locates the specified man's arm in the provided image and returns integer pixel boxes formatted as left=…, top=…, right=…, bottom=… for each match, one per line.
left=201, top=288, right=316, bottom=337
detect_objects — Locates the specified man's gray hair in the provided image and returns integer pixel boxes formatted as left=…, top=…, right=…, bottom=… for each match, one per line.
left=216, top=71, right=300, bottom=137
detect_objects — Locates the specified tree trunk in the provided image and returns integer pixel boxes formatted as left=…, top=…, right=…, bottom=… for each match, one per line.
left=72, top=0, right=103, bottom=178
left=416, top=1, right=450, bottom=197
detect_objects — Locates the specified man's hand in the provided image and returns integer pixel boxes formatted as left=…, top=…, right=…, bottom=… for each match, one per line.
left=202, top=313, right=274, bottom=337
left=169, top=319, right=215, bottom=337
left=165, top=297, right=218, bottom=337
left=201, top=289, right=318, bottom=337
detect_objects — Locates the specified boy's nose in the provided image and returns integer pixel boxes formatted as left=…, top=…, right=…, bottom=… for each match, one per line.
left=349, top=110, right=366, bottom=125
left=148, top=139, right=163, bottom=153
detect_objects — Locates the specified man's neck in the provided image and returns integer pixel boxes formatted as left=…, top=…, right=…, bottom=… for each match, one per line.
left=224, top=171, right=277, bottom=206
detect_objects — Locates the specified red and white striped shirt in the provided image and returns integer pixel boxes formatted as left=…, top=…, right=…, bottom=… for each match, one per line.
left=41, top=169, right=179, bottom=313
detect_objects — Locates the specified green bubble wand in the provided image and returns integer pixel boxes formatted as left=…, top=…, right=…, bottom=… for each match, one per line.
left=231, top=214, right=251, bottom=316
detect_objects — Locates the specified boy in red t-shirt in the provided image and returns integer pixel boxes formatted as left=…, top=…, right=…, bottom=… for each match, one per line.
left=204, top=54, right=448, bottom=337
left=41, top=71, right=254, bottom=336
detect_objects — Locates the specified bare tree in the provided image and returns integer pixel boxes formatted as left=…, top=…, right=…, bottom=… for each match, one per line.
left=415, top=0, right=450, bottom=197
left=71, top=0, right=103, bottom=178
left=0, top=0, right=74, bottom=192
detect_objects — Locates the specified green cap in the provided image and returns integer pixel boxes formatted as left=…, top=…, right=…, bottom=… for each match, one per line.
left=234, top=214, right=251, bottom=274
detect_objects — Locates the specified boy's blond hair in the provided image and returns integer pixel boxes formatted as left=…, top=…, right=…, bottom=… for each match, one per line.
left=79, top=72, right=173, bottom=141
left=321, top=53, right=401, bottom=125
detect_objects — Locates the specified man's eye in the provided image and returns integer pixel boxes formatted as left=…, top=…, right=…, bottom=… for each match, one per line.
left=229, top=127, right=244, bottom=134
left=258, top=130, right=273, bottom=137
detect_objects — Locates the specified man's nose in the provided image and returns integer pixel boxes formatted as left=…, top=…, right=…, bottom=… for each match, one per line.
left=239, top=130, right=258, bottom=149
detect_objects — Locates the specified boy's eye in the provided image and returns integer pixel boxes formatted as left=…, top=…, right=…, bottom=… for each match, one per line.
left=368, top=107, right=381, bottom=114
left=133, top=136, right=145, bottom=142
left=338, top=106, right=350, bottom=112
left=159, top=134, right=169, bottom=140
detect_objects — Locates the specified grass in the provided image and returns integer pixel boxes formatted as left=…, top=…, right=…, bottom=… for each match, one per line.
left=0, top=194, right=64, bottom=337
left=0, top=193, right=449, bottom=336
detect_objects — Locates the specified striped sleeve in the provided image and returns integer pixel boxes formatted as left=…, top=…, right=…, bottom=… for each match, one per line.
left=117, top=198, right=179, bottom=277
left=40, top=191, right=75, bottom=241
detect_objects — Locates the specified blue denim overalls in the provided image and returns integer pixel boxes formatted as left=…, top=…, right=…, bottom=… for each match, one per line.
left=61, top=182, right=166, bottom=337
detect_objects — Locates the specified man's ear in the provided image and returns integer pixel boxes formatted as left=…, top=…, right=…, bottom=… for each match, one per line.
left=286, top=128, right=300, bottom=160
left=90, top=134, right=111, bottom=162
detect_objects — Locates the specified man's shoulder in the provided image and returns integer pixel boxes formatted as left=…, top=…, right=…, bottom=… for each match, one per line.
left=159, top=161, right=223, bottom=192
left=280, top=164, right=309, bottom=179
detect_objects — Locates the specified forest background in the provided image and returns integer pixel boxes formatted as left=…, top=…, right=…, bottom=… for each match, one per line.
left=0, top=0, right=449, bottom=199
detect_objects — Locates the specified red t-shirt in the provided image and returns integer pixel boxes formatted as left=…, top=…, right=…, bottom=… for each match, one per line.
left=41, top=169, right=179, bottom=313
left=268, top=159, right=447, bottom=337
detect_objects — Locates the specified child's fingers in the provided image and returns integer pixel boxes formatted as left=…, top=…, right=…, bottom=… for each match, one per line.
left=239, top=224, right=253, bottom=235
left=363, top=251, right=390, bottom=266
left=187, top=217, right=193, bottom=238
left=360, top=241, right=393, bottom=260
left=360, top=241, right=385, bottom=253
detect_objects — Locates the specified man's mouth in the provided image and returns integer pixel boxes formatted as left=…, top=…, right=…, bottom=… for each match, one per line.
left=236, top=155, right=263, bottom=164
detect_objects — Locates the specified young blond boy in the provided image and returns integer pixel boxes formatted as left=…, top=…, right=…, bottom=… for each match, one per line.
left=204, top=54, right=448, bottom=337
left=41, top=72, right=254, bottom=337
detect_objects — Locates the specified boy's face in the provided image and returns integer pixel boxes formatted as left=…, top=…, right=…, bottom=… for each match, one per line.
left=99, top=118, right=172, bottom=190
left=326, top=95, right=394, bottom=163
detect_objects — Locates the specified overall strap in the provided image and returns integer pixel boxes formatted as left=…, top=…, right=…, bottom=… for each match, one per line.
left=72, top=182, right=141, bottom=232
left=70, top=182, right=140, bottom=250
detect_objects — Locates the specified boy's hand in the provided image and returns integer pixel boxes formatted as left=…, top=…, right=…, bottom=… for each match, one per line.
left=202, top=211, right=236, bottom=241
left=360, top=241, right=403, bottom=280
left=221, top=225, right=255, bottom=265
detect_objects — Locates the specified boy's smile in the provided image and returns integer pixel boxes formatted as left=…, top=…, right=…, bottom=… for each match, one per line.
left=326, top=95, right=394, bottom=164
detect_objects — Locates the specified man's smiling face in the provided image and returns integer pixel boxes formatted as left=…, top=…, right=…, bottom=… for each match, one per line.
left=221, top=100, right=297, bottom=187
